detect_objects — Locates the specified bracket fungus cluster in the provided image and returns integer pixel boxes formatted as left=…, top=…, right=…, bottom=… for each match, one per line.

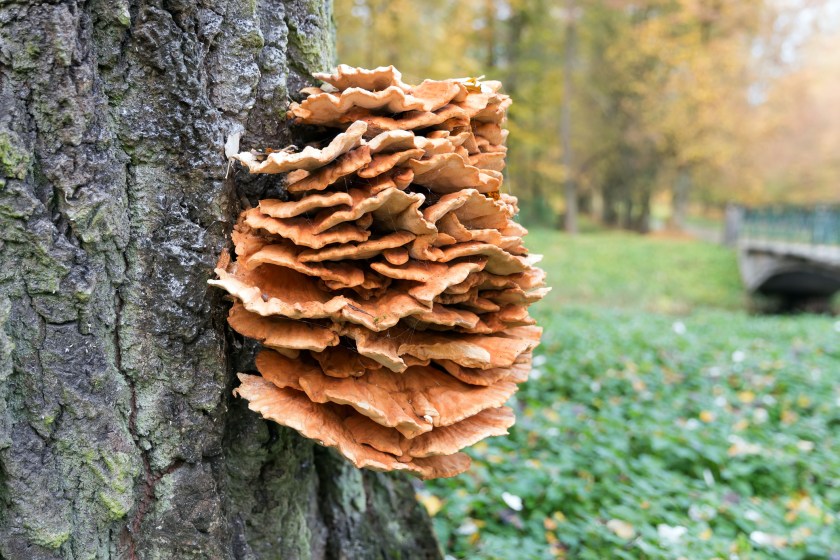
left=211, top=65, right=548, bottom=479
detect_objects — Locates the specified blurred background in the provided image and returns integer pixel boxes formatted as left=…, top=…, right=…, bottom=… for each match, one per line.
left=335, top=0, right=840, bottom=230
left=333, top=2, right=840, bottom=558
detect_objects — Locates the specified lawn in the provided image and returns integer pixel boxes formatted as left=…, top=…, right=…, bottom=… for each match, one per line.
left=423, top=229, right=840, bottom=559
left=524, top=229, right=746, bottom=313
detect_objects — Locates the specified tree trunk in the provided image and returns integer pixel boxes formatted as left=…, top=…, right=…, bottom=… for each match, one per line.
left=0, top=2, right=442, bottom=559
left=670, top=167, right=691, bottom=230
left=561, top=0, right=577, bottom=234
left=602, top=181, right=619, bottom=227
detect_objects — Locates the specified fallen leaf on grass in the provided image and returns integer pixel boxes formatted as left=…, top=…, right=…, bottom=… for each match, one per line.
left=606, top=519, right=636, bottom=540
left=417, top=492, right=444, bottom=516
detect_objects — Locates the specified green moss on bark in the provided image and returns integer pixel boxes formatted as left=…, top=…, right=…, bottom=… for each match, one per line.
left=0, top=132, right=31, bottom=180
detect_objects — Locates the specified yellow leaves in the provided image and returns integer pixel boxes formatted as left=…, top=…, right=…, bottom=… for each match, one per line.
left=785, top=493, right=823, bottom=522
left=456, top=518, right=482, bottom=544
left=543, top=509, right=568, bottom=554
left=544, top=512, right=567, bottom=552
left=543, top=511, right=566, bottom=530
left=737, top=390, right=755, bottom=404
left=699, top=410, right=715, bottom=423
left=526, top=459, right=542, bottom=469
left=459, top=76, right=486, bottom=93
left=606, top=519, right=636, bottom=540
left=416, top=492, right=444, bottom=516
left=699, top=527, right=713, bottom=541
left=550, top=545, right=567, bottom=559
left=781, top=409, right=798, bottom=425
left=727, top=435, right=762, bottom=457
left=732, top=418, right=749, bottom=431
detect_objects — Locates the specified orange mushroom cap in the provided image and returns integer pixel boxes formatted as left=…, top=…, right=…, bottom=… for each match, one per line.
left=211, top=65, right=541, bottom=479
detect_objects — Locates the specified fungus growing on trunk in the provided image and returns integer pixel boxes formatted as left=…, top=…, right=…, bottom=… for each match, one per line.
left=211, top=66, right=548, bottom=479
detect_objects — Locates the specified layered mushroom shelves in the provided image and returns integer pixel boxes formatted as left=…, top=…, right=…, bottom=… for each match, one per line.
left=210, top=65, right=549, bottom=479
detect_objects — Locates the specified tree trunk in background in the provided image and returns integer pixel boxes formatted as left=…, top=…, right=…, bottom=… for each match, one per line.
left=0, top=2, right=441, bottom=559
left=561, top=0, right=577, bottom=234
left=671, top=167, right=691, bottom=230
left=484, top=0, right=497, bottom=69
left=601, top=179, right=619, bottom=226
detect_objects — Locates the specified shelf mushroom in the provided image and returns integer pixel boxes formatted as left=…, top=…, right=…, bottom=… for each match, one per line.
left=211, top=65, right=548, bottom=479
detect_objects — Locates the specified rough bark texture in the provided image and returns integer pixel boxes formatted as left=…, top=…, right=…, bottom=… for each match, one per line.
left=0, top=2, right=442, bottom=559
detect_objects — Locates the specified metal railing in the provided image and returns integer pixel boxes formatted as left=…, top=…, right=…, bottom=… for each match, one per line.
left=727, top=204, right=840, bottom=247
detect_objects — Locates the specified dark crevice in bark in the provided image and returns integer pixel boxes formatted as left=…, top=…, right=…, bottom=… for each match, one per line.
left=125, top=457, right=186, bottom=560
left=113, top=276, right=139, bottom=559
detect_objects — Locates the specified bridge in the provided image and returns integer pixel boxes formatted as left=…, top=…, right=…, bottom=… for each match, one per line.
left=728, top=205, right=840, bottom=305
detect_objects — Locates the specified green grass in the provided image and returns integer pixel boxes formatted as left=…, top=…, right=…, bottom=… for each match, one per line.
left=525, top=229, right=745, bottom=313
left=424, top=230, right=840, bottom=559
left=684, top=214, right=725, bottom=230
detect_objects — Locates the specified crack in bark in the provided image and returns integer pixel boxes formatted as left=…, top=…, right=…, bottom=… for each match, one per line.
left=117, top=275, right=186, bottom=560
left=113, top=285, right=142, bottom=559
left=126, top=457, right=186, bottom=560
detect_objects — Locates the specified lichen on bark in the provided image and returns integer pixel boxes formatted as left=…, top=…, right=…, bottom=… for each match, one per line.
left=0, top=1, right=442, bottom=559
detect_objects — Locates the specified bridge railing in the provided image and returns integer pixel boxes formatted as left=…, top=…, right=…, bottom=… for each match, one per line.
left=727, top=204, right=840, bottom=247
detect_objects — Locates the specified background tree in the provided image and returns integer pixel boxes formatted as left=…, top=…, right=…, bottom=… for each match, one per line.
left=742, top=31, right=840, bottom=204
left=0, top=2, right=441, bottom=558
left=334, top=0, right=839, bottom=231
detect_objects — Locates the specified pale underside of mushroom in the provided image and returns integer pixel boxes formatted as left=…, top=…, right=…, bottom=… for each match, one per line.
left=286, top=146, right=373, bottom=193
left=211, top=263, right=430, bottom=331
left=256, top=349, right=518, bottom=439
left=226, top=297, right=535, bottom=376
left=305, top=104, right=471, bottom=136
left=234, top=374, right=472, bottom=479
left=234, top=232, right=366, bottom=289
left=312, top=64, right=412, bottom=93
left=290, top=81, right=468, bottom=125
left=232, top=120, right=367, bottom=173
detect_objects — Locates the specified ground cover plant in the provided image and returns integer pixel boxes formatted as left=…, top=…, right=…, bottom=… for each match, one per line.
left=424, top=230, right=840, bottom=559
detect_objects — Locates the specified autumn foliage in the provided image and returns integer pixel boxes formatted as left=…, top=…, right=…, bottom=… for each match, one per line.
left=334, top=0, right=840, bottom=228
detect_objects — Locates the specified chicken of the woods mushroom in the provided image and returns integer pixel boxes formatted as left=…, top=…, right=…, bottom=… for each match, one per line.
left=211, top=65, right=548, bottom=480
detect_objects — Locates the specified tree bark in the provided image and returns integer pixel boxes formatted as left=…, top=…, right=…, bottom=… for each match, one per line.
left=0, top=2, right=442, bottom=559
